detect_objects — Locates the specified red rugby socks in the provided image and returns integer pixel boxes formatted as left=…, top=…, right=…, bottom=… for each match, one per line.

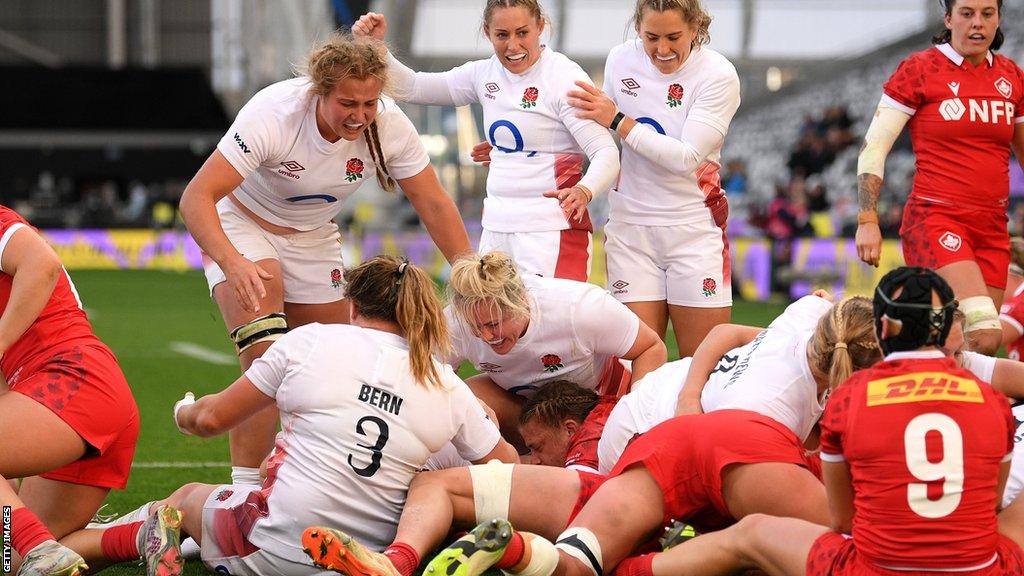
left=10, top=507, right=54, bottom=558
left=384, top=541, right=420, bottom=576
left=614, top=553, right=655, bottom=576
left=99, top=521, right=145, bottom=562
left=495, top=531, right=526, bottom=570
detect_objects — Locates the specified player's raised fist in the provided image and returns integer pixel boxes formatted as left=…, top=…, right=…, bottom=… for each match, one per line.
left=352, top=12, right=387, bottom=40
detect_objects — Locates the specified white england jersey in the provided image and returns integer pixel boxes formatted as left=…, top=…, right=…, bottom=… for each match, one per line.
left=699, top=295, right=833, bottom=441
left=241, top=324, right=500, bottom=561
left=430, top=49, right=606, bottom=232
left=1003, top=403, right=1024, bottom=509
left=448, top=275, right=639, bottom=396
left=604, top=40, right=740, bottom=226
left=217, top=78, right=430, bottom=231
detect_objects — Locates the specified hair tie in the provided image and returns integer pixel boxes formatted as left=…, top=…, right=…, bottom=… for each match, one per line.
left=834, top=342, right=848, bottom=351
left=396, top=258, right=409, bottom=282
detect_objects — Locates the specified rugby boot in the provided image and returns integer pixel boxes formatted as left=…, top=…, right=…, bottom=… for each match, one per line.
left=424, top=518, right=513, bottom=576
left=302, top=527, right=401, bottom=576
left=16, top=541, right=87, bottom=576
left=138, top=505, right=184, bottom=576
left=659, top=519, right=698, bottom=551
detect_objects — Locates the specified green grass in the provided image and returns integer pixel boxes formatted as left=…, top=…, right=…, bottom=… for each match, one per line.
left=58, top=270, right=787, bottom=574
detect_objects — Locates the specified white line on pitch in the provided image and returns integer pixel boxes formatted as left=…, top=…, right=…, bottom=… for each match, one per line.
left=169, top=342, right=236, bottom=365
left=132, top=461, right=231, bottom=469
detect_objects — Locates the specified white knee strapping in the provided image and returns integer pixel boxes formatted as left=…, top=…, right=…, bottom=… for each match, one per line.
left=960, top=296, right=1001, bottom=332
left=555, top=528, right=603, bottom=576
left=469, top=461, right=514, bottom=522
left=505, top=534, right=559, bottom=576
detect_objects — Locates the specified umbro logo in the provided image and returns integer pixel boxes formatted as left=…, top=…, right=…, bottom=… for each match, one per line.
left=485, top=82, right=500, bottom=93
left=611, top=280, right=629, bottom=294
left=478, top=362, right=503, bottom=373
left=233, top=132, right=251, bottom=154
left=281, top=160, right=305, bottom=172
left=620, top=78, right=640, bottom=98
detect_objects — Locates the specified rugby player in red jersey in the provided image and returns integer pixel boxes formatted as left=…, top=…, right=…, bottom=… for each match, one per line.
left=558, top=267, right=1024, bottom=576
left=0, top=206, right=179, bottom=575
left=856, top=0, right=1024, bottom=355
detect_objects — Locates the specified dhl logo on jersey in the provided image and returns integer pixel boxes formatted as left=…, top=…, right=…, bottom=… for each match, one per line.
left=866, top=372, right=984, bottom=406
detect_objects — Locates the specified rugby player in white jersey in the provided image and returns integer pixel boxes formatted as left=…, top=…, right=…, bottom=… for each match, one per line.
left=446, top=252, right=665, bottom=445
left=599, top=294, right=881, bottom=477
left=564, top=0, right=741, bottom=358
left=179, top=34, right=471, bottom=486
left=353, top=1, right=620, bottom=282
left=76, top=257, right=515, bottom=576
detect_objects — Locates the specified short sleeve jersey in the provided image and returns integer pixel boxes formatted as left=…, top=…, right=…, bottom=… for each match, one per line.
left=700, top=295, right=834, bottom=441
left=0, top=206, right=97, bottom=378
left=448, top=275, right=640, bottom=397
left=999, top=402, right=1024, bottom=509
left=882, top=44, right=1024, bottom=208
left=242, top=324, right=501, bottom=559
left=564, top=395, right=618, bottom=473
left=1000, top=283, right=1024, bottom=360
left=604, top=40, right=741, bottom=225
left=819, top=352, right=1014, bottom=570
left=439, top=49, right=605, bottom=233
left=217, top=78, right=430, bottom=231
left=617, top=357, right=691, bottom=434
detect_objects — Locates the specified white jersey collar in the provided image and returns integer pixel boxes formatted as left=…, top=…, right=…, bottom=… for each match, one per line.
left=936, top=42, right=994, bottom=67
left=883, top=349, right=947, bottom=361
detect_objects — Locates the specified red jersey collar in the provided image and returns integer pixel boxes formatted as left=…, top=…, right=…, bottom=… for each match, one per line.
left=936, top=42, right=994, bottom=67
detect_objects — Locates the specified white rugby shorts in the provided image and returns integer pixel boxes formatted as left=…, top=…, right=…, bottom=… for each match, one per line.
left=202, top=199, right=345, bottom=304
left=479, top=228, right=592, bottom=282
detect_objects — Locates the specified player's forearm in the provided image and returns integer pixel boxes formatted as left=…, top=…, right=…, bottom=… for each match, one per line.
left=0, top=259, right=59, bottom=353
left=857, top=173, right=883, bottom=215
left=629, top=340, right=668, bottom=384
left=404, top=176, right=472, bottom=263
left=177, top=395, right=230, bottom=437
left=179, top=188, right=241, bottom=267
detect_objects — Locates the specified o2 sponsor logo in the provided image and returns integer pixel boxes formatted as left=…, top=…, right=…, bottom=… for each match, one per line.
left=488, top=120, right=537, bottom=157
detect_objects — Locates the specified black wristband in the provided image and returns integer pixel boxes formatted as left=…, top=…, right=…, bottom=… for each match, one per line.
left=609, top=111, right=626, bottom=131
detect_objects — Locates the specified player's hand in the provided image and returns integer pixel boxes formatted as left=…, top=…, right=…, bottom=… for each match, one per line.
left=222, top=254, right=273, bottom=313
left=352, top=12, right=387, bottom=40
left=812, top=289, right=834, bottom=302
left=855, top=222, right=883, bottom=268
left=543, top=185, right=592, bottom=224
left=471, top=141, right=493, bottom=166
left=567, top=81, right=617, bottom=128
left=675, top=397, right=704, bottom=417
left=173, top=392, right=196, bottom=435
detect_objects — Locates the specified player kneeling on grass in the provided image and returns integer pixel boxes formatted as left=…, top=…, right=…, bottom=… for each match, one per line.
left=101, top=256, right=517, bottom=576
left=0, top=205, right=145, bottom=576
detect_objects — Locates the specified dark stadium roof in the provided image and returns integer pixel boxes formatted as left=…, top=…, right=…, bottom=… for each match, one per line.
left=0, top=66, right=229, bottom=131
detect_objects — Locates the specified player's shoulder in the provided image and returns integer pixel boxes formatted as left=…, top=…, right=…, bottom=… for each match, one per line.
left=245, top=78, right=312, bottom=114
left=606, top=39, right=638, bottom=67
left=374, top=95, right=414, bottom=128
left=542, top=48, right=590, bottom=82
left=695, top=47, right=738, bottom=77
left=993, top=52, right=1024, bottom=78
left=0, top=205, right=28, bottom=231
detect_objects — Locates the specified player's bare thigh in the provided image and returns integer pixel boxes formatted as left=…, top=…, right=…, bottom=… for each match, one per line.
left=669, top=305, right=731, bottom=359
left=624, top=301, right=669, bottom=341
left=18, top=477, right=109, bottom=540
left=0, top=391, right=87, bottom=478
left=720, top=462, right=829, bottom=526
left=936, top=261, right=1003, bottom=353
left=284, top=299, right=350, bottom=327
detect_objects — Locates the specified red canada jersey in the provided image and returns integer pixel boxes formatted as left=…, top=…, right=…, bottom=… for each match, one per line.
left=564, top=395, right=617, bottom=473
left=820, top=352, right=1014, bottom=571
left=883, top=44, right=1024, bottom=209
left=0, top=206, right=98, bottom=379
left=1000, top=283, right=1024, bottom=361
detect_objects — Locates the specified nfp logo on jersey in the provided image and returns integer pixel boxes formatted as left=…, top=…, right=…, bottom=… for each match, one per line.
left=938, top=97, right=1015, bottom=124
